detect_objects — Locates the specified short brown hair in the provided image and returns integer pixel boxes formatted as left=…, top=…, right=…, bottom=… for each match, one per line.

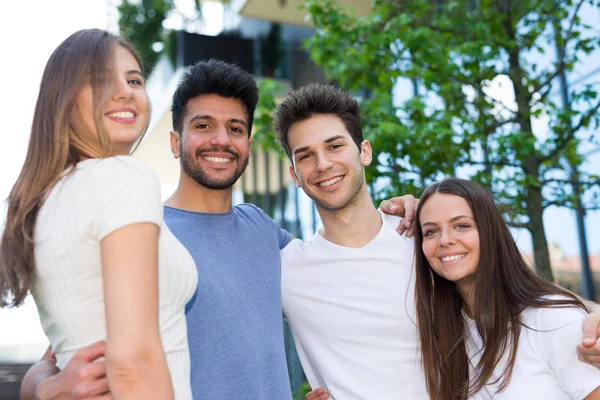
left=273, top=83, right=362, bottom=160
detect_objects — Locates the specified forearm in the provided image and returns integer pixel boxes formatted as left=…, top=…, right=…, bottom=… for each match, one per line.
left=20, top=360, right=59, bottom=400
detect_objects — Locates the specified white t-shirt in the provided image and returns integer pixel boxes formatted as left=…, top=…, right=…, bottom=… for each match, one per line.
left=281, top=212, right=428, bottom=399
left=32, top=156, right=197, bottom=400
left=466, top=300, right=600, bottom=399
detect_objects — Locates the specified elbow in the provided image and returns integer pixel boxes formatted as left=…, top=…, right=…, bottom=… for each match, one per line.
left=105, top=346, right=171, bottom=398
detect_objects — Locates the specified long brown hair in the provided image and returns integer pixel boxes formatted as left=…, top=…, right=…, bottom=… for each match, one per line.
left=414, top=178, right=586, bottom=399
left=0, top=29, right=144, bottom=307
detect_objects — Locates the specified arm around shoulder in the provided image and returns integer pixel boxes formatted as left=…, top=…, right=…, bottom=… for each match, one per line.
left=531, top=305, right=600, bottom=398
left=20, top=359, right=59, bottom=400
left=21, top=341, right=109, bottom=400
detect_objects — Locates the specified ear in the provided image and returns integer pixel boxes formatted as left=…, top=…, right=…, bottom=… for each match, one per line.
left=248, top=136, right=254, bottom=147
left=170, top=131, right=181, bottom=159
left=289, top=165, right=301, bottom=188
left=360, top=140, right=373, bottom=167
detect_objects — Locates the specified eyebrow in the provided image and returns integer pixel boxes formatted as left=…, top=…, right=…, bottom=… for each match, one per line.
left=127, top=69, right=143, bottom=76
left=292, top=134, right=348, bottom=156
left=421, top=214, right=474, bottom=228
left=187, top=115, right=248, bottom=128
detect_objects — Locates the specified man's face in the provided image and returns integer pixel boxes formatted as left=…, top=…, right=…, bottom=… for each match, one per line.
left=287, top=114, right=371, bottom=212
left=171, top=94, right=252, bottom=190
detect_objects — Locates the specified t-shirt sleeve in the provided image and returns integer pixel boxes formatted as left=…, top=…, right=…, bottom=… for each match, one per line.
left=530, top=305, right=600, bottom=398
left=275, top=221, right=292, bottom=250
left=88, top=157, right=163, bottom=241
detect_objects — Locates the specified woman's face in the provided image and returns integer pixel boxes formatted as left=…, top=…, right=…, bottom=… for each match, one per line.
left=72, top=45, right=149, bottom=155
left=419, top=193, right=480, bottom=296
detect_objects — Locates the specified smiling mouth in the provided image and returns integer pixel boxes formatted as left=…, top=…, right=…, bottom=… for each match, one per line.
left=202, top=155, right=233, bottom=164
left=317, top=176, right=343, bottom=187
left=440, top=254, right=467, bottom=262
left=106, top=111, right=135, bottom=118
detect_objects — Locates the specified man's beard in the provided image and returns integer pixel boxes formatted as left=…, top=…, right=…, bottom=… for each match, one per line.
left=181, top=146, right=250, bottom=190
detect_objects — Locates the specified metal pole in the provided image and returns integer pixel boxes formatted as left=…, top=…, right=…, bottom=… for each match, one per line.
left=553, top=21, right=595, bottom=299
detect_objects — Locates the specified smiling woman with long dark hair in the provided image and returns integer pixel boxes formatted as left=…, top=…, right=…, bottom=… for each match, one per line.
left=414, top=177, right=600, bottom=399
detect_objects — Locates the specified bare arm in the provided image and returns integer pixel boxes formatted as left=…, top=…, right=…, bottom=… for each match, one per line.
left=100, top=222, right=173, bottom=400
left=20, top=342, right=110, bottom=400
left=585, top=387, right=600, bottom=399
left=20, top=347, right=58, bottom=400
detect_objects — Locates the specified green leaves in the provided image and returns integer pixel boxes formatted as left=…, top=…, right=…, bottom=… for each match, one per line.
left=118, top=0, right=203, bottom=74
left=303, top=0, right=600, bottom=279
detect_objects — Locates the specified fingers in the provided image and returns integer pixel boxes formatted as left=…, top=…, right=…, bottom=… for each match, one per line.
left=72, top=376, right=110, bottom=399
left=381, top=196, right=418, bottom=238
left=380, top=200, right=400, bottom=215
left=306, top=388, right=330, bottom=400
left=403, top=197, right=418, bottom=238
left=380, top=199, right=407, bottom=235
left=82, top=360, right=108, bottom=380
left=581, top=313, right=600, bottom=347
left=577, top=342, right=600, bottom=369
left=73, top=341, right=106, bottom=362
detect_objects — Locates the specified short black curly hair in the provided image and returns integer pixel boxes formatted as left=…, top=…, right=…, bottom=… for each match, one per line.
left=272, top=83, right=363, bottom=161
left=171, top=59, right=258, bottom=135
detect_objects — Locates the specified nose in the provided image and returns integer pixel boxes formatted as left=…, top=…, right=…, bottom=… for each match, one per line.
left=439, top=228, right=455, bottom=247
left=209, top=125, right=232, bottom=148
left=315, top=153, right=333, bottom=172
left=112, top=76, right=134, bottom=101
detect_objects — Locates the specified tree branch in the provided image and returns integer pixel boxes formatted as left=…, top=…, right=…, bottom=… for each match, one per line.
left=561, top=0, right=586, bottom=53
left=571, top=97, right=600, bottom=133
left=506, top=220, right=530, bottom=229
left=463, top=159, right=523, bottom=169
left=542, top=96, right=600, bottom=161
left=532, top=69, right=562, bottom=98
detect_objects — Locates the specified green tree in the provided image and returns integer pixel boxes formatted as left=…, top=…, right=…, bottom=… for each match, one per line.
left=301, top=0, right=600, bottom=280
left=118, top=0, right=202, bottom=74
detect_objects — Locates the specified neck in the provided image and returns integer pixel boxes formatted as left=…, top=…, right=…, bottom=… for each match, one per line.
left=164, top=172, right=233, bottom=213
left=317, top=188, right=381, bottom=248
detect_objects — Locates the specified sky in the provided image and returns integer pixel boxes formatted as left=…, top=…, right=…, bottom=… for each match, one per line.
left=0, top=0, right=113, bottom=359
left=0, top=0, right=598, bottom=359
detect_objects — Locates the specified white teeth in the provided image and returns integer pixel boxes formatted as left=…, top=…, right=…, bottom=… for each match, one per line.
left=106, top=111, right=135, bottom=118
left=318, top=176, right=342, bottom=187
left=441, top=254, right=466, bottom=262
left=203, top=156, right=232, bottom=163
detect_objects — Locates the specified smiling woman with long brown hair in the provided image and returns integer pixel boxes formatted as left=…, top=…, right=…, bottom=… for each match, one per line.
left=414, top=178, right=600, bottom=399
left=0, top=29, right=196, bottom=399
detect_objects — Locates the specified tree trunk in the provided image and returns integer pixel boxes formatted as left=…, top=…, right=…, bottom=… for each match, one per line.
left=501, top=8, right=554, bottom=282
left=526, top=187, right=554, bottom=281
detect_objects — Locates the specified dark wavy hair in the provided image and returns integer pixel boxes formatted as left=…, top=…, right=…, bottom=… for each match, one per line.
left=171, top=59, right=258, bottom=135
left=272, top=83, right=362, bottom=161
left=414, top=178, right=586, bottom=399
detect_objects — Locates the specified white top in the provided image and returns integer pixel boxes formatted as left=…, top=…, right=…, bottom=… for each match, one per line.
left=466, top=299, right=600, bottom=399
left=32, top=156, right=197, bottom=400
left=281, top=212, right=428, bottom=399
